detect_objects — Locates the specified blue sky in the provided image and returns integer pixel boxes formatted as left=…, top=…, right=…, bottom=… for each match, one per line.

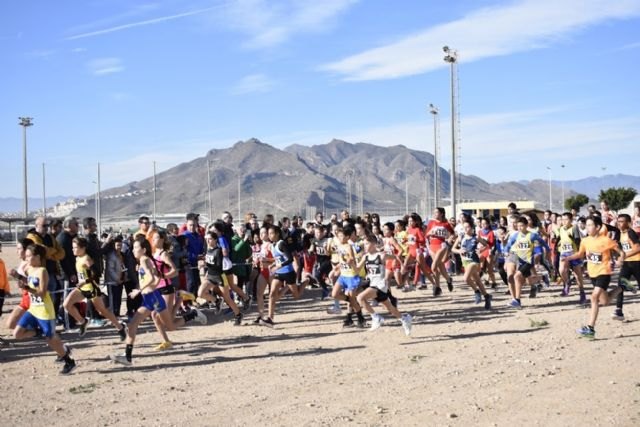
left=1, top=0, right=639, bottom=198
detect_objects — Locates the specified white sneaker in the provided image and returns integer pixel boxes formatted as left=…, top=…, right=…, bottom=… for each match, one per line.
left=109, top=353, right=132, bottom=366
left=194, top=308, right=208, bottom=325
left=370, top=314, right=384, bottom=331
left=326, top=300, right=342, bottom=315
left=401, top=314, right=413, bottom=336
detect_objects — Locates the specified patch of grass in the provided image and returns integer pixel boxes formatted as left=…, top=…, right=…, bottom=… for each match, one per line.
left=69, top=383, right=98, bottom=394
left=529, top=318, right=549, bottom=328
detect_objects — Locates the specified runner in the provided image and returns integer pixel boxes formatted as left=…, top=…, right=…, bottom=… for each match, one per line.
left=12, top=244, right=76, bottom=374
left=504, top=216, right=550, bottom=309
left=4, top=238, right=33, bottom=330
left=563, top=215, right=627, bottom=338
left=613, top=214, right=640, bottom=321
left=331, top=225, right=366, bottom=328
left=425, top=208, right=455, bottom=295
left=477, top=217, right=498, bottom=289
left=451, top=219, right=493, bottom=309
left=63, top=237, right=127, bottom=340
left=198, top=231, right=243, bottom=326
left=356, top=235, right=412, bottom=335
left=554, top=212, right=586, bottom=304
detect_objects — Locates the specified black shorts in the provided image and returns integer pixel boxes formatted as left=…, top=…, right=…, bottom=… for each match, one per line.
left=207, top=274, right=224, bottom=286
left=374, top=289, right=389, bottom=303
left=508, top=255, right=533, bottom=278
left=274, top=271, right=297, bottom=285
left=80, top=283, right=102, bottom=299
left=157, top=284, right=175, bottom=295
left=591, top=275, right=611, bottom=290
left=620, top=261, right=640, bottom=283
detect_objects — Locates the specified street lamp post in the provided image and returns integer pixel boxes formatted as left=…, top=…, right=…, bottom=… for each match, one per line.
left=443, top=46, right=458, bottom=217
left=561, top=164, right=565, bottom=210
left=429, top=103, right=439, bottom=211
left=18, top=117, right=33, bottom=220
left=42, top=162, right=46, bottom=215
left=546, top=166, right=552, bottom=211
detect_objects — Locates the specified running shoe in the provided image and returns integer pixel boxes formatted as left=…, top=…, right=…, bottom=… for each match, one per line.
left=529, top=285, right=537, bottom=298
left=418, top=283, right=428, bottom=290
left=402, top=284, right=411, bottom=293
left=542, top=274, right=550, bottom=288
left=356, top=316, right=367, bottom=329
left=117, top=322, right=127, bottom=342
left=253, top=316, right=262, bottom=325
left=110, top=353, right=132, bottom=366
left=89, top=318, right=107, bottom=328
left=611, top=309, right=625, bottom=321
left=234, top=313, right=243, bottom=326
left=259, top=317, right=275, bottom=328
left=77, top=320, right=87, bottom=337
left=242, top=296, right=252, bottom=312
left=154, top=341, right=173, bottom=351
left=560, top=286, right=569, bottom=297
left=60, top=358, right=76, bottom=375
left=484, top=294, right=493, bottom=310
left=342, top=316, right=354, bottom=328
left=474, top=291, right=482, bottom=304
left=321, top=288, right=330, bottom=300
left=507, top=299, right=522, bottom=309
left=401, top=314, right=413, bottom=336
left=327, top=300, right=342, bottom=315
left=490, top=282, right=498, bottom=290
left=579, top=290, right=587, bottom=305
left=433, top=286, right=442, bottom=297
left=536, top=283, right=543, bottom=292
left=55, top=343, right=72, bottom=363
left=620, top=278, right=638, bottom=294
left=194, top=309, right=208, bottom=325
left=370, top=314, right=384, bottom=331
left=576, top=325, right=595, bottom=339
left=447, top=277, right=453, bottom=292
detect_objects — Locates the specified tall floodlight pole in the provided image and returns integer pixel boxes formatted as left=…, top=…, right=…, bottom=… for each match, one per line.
left=42, top=163, right=46, bottom=215
left=429, top=104, right=439, bottom=211
left=546, top=166, right=552, bottom=211
left=152, top=161, right=157, bottom=222
left=561, top=164, right=566, bottom=210
left=207, top=159, right=212, bottom=221
left=97, top=162, right=102, bottom=233
left=19, top=117, right=33, bottom=220
left=443, top=46, right=458, bottom=217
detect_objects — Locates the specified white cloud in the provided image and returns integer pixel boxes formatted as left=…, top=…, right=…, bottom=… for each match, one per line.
left=231, top=73, right=276, bottom=94
left=322, top=0, right=640, bottom=81
left=220, top=0, right=359, bottom=49
left=24, top=49, right=57, bottom=59
left=71, top=47, right=88, bottom=53
left=87, top=57, right=125, bottom=75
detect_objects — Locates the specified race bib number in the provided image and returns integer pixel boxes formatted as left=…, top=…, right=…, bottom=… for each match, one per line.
left=432, top=227, right=448, bottom=238
left=30, top=294, right=44, bottom=305
left=316, top=246, right=326, bottom=256
left=463, top=252, right=474, bottom=261
left=621, top=242, right=632, bottom=252
left=517, top=241, right=530, bottom=250
left=366, top=265, right=381, bottom=276
left=587, top=252, right=603, bottom=264
left=340, top=262, right=351, bottom=272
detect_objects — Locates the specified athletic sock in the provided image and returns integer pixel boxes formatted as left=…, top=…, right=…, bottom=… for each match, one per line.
left=125, top=344, right=133, bottom=362
left=616, top=291, right=624, bottom=310
left=356, top=310, right=365, bottom=322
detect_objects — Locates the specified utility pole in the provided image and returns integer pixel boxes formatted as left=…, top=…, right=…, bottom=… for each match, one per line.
left=19, top=117, right=33, bottom=220
left=443, top=46, right=458, bottom=217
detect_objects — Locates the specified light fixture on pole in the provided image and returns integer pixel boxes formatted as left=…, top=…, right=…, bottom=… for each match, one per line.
left=18, top=117, right=33, bottom=220
left=443, top=46, right=458, bottom=217
left=152, top=161, right=157, bottom=222
left=546, top=166, right=552, bottom=211
left=42, top=163, right=46, bottom=216
left=207, top=159, right=213, bottom=221
left=561, top=164, right=565, bottom=209
left=429, top=103, right=439, bottom=211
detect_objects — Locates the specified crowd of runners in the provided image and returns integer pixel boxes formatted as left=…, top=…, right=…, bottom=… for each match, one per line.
left=0, top=201, right=639, bottom=375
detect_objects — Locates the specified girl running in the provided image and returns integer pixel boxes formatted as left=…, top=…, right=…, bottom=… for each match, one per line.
left=451, top=220, right=493, bottom=309
left=63, top=237, right=127, bottom=340
left=5, top=238, right=33, bottom=330
left=13, top=244, right=76, bottom=374
left=425, top=208, right=455, bottom=295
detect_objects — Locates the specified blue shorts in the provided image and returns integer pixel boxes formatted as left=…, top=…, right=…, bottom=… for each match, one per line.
left=533, top=247, right=544, bottom=257
left=141, top=290, right=167, bottom=313
left=18, top=311, right=56, bottom=338
left=337, top=275, right=361, bottom=292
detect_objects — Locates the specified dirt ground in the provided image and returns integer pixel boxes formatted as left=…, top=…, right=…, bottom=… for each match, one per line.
left=1, top=246, right=639, bottom=427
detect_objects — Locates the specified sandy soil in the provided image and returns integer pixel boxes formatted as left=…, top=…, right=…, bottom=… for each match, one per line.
left=1, top=246, right=639, bottom=427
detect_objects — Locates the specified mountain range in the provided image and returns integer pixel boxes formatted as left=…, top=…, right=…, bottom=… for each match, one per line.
left=59, top=138, right=591, bottom=220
